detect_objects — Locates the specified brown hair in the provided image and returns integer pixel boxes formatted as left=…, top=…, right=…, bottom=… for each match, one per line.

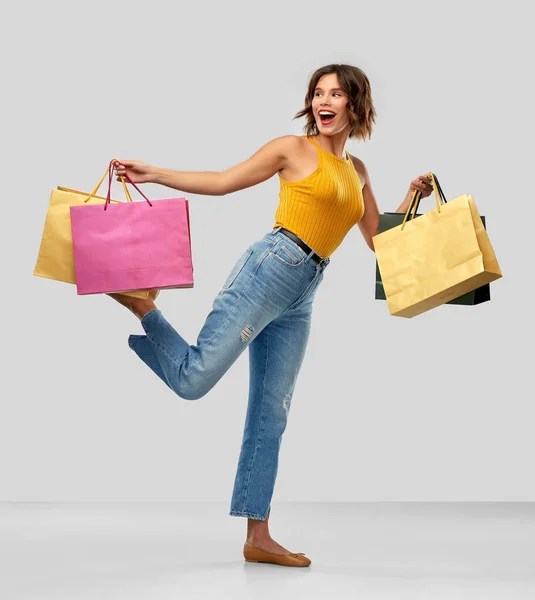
left=294, top=64, right=376, bottom=141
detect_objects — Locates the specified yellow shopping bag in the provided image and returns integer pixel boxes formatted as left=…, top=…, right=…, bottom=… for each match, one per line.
left=33, top=163, right=151, bottom=299
left=372, top=173, right=502, bottom=318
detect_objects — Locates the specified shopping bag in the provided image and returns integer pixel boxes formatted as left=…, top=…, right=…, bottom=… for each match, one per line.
left=372, top=173, right=502, bottom=318
left=70, top=162, right=194, bottom=295
left=375, top=210, right=491, bottom=306
left=33, top=163, right=152, bottom=299
left=375, top=214, right=491, bottom=306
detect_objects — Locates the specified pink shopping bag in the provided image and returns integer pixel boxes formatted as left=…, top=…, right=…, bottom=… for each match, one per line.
left=70, top=161, right=194, bottom=295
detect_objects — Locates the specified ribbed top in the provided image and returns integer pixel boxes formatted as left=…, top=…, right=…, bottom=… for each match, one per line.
left=272, top=136, right=365, bottom=258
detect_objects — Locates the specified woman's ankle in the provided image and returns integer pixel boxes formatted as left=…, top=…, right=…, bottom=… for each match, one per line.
left=133, top=300, right=157, bottom=320
left=246, top=519, right=270, bottom=543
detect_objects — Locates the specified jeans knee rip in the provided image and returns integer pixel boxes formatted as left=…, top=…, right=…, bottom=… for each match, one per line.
left=240, top=324, right=254, bottom=343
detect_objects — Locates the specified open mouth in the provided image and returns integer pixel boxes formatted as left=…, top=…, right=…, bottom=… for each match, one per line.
left=318, top=111, right=336, bottom=125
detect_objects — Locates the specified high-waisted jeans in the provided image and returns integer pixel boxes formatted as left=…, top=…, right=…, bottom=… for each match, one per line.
left=127, top=226, right=330, bottom=520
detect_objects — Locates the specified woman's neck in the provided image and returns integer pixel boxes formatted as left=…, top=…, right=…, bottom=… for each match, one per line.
left=313, top=132, right=349, bottom=159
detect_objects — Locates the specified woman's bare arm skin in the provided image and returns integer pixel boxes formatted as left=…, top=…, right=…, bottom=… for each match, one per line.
left=149, top=136, right=295, bottom=196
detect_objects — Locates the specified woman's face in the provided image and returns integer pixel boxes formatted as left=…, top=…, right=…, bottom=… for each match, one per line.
left=311, top=73, right=350, bottom=135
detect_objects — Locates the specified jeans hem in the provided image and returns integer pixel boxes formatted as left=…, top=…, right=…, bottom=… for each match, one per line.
left=229, top=510, right=269, bottom=520
left=140, top=308, right=160, bottom=326
left=128, top=334, right=146, bottom=349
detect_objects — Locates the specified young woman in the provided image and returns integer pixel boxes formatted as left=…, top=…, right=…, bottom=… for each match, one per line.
left=110, top=64, right=434, bottom=567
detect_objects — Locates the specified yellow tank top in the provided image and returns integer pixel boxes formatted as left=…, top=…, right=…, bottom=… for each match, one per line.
left=272, top=136, right=365, bottom=258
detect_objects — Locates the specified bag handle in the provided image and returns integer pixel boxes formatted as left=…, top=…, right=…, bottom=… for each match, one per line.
left=121, top=178, right=134, bottom=202
left=82, top=161, right=133, bottom=204
left=400, top=172, right=447, bottom=231
left=104, top=160, right=153, bottom=210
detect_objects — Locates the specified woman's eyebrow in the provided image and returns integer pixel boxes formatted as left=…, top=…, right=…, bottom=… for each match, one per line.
left=314, top=87, right=343, bottom=92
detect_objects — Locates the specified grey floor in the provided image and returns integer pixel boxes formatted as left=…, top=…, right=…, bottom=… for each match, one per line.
left=1, top=502, right=534, bottom=599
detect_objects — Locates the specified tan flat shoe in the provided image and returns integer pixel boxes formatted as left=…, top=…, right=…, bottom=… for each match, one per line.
left=106, top=289, right=159, bottom=301
left=243, top=541, right=311, bottom=567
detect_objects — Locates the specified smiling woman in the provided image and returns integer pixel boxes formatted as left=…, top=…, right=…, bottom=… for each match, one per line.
left=294, top=64, right=376, bottom=141
left=108, top=62, right=434, bottom=568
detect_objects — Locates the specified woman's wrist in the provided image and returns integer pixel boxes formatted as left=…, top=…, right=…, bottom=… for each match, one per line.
left=395, top=189, right=414, bottom=213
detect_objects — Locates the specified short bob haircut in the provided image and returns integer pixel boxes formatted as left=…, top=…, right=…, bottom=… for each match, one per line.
left=294, top=64, right=376, bottom=141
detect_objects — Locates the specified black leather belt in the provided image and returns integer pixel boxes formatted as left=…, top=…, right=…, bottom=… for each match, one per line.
left=276, top=227, right=329, bottom=267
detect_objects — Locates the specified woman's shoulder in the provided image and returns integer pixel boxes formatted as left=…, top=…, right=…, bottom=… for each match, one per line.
left=347, top=152, right=368, bottom=190
left=271, top=134, right=308, bottom=149
left=263, top=135, right=311, bottom=160
left=347, top=151, right=365, bottom=170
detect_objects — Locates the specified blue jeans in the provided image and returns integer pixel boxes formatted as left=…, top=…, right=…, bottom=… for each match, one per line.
left=128, top=226, right=329, bottom=520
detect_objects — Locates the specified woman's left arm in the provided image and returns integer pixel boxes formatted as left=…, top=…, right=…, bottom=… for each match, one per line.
left=350, top=156, right=434, bottom=252
left=352, top=157, right=379, bottom=252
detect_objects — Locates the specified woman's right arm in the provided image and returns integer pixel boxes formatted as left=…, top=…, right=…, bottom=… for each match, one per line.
left=115, top=136, right=295, bottom=196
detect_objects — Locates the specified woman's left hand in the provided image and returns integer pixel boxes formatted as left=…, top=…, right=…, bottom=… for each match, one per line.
left=409, top=173, right=434, bottom=198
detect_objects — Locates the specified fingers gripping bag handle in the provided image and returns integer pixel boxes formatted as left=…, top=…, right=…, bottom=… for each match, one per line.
left=104, top=160, right=153, bottom=210
left=400, top=172, right=448, bottom=231
left=80, top=160, right=135, bottom=205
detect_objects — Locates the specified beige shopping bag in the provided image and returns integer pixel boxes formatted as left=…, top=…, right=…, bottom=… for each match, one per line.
left=33, top=164, right=151, bottom=299
left=372, top=174, right=502, bottom=318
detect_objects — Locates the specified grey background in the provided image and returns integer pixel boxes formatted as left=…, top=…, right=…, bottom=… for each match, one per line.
left=2, top=0, right=532, bottom=502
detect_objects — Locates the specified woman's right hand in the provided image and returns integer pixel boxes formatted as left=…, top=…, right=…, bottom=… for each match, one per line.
left=113, top=159, right=155, bottom=184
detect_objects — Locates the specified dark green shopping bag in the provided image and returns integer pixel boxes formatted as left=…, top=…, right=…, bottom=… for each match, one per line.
left=374, top=177, right=491, bottom=306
